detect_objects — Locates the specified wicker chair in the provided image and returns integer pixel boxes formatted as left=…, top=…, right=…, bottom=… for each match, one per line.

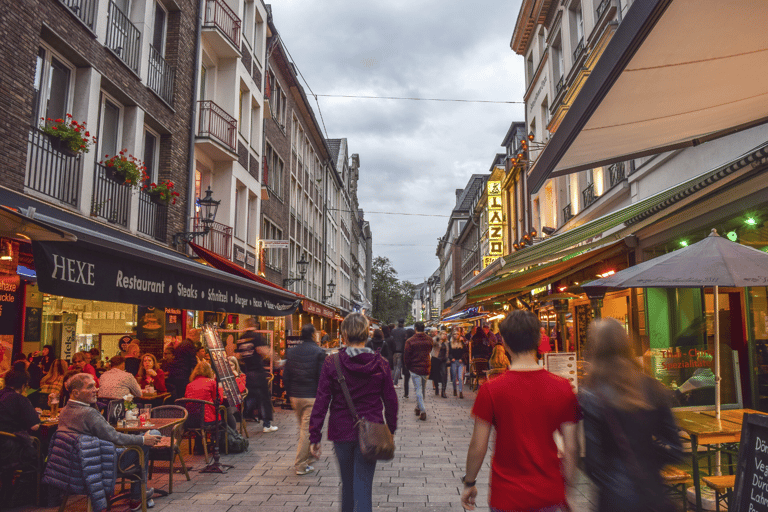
left=174, top=398, right=226, bottom=464
left=147, top=405, right=189, bottom=494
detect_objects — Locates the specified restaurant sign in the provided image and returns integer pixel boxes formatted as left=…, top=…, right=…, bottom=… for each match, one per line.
left=32, top=240, right=300, bottom=317
left=302, top=299, right=334, bottom=319
left=486, top=181, right=504, bottom=267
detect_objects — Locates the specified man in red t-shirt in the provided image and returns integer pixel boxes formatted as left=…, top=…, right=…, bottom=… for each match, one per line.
left=461, top=310, right=580, bottom=512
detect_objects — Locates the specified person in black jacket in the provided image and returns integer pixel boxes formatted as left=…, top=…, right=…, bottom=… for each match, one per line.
left=366, top=329, right=393, bottom=369
left=283, top=324, right=327, bottom=475
left=167, top=330, right=199, bottom=400
left=390, top=319, right=408, bottom=387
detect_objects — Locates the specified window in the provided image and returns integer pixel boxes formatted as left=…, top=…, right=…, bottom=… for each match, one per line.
left=254, top=14, right=265, bottom=64
left=234, top=183, right=247, bottom=241
left=247, top=192, right=258, bottom=246
left=99, top=96, right=122, bottom=159
left=33, top=47, right=73, bottom=124
left=238, top=89, right=244, bottom=135
left=262, top=218, right=283, bottom=271
left=265, top=142, right=284, bottom=198
left=151, top=2, right=167, bottom=55
left=199, top=66, right=207, bottom=101
left=268, top=70, right=286, bottom=127
left=143, top=129, right=159, bottom=183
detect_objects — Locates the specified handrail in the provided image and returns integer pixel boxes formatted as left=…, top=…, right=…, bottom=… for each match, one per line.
left=106, top=0, right=141, bottom=73
left=197, top=100, right=237, bottom=152
left=25, top=128, right=81, bottom=207
left=204, top=0, right=241, bottom=48
left=147, top=46, right=175, bottom=105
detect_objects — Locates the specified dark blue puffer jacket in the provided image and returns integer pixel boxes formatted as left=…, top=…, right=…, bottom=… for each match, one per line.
left=43, top=431, right=118, bottom=512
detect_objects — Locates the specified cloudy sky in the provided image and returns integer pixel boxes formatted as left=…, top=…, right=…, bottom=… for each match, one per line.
left=270, top=0, right=526, bottom=285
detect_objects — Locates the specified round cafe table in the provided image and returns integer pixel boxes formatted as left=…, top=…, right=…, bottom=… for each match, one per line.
left=115, top=416, right=179, bottom=433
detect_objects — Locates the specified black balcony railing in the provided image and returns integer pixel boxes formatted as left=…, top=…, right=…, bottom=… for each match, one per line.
left=204, top=0, right=241, bottom=48
left=25, top=128, right=81, bottom=207
left=609, top=161, right=626, bottom=188
left=596, top=0, right=611, bottom=20
left=191, top=216, right=232, bottom=260
left=58, top=0, right=97, bottom=30
left=572, top=38, right=584, bottom=62
left=582, top=182, right=597, bottom=208
left=198, top=100, right=237, bottom=152
left=147, top=46, right=175, bottom=105
left=106, top=0, right=141, bottom=73
left=555, top=75, right=565, bottom=97
left=563, top=203, right=573, bottom=223
left=91, top=163, right=131, bottom=227
left=137, top=189, right=168, bottom=242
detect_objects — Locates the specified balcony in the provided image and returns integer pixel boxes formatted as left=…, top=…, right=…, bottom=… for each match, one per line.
left=562, top=203, right=573, bottom=224
left=25, top=128, right=81, bottom=207
left=190, top=216, right=232, bottom=259
left=196, top=100, right=237, bottom=160
left=137, top=189, right=168, bottom=242
left=58, top=0, right=97, bottom=30
left=555, top=75, right=565, bottom=97
left=596, top=0, right=611, bottom=21
left=609, top=161, right=626, bottom=188
left=202, top=0, right=241, bottom=58
left=106, top=0, right=141, bottom=73
left=91, top=163, right=131, bottom=227
left=572, top=38, right=585, bottom=63
left=147, top=46, right=175, bottom=106
left=582, top=182, right=597, bottom=208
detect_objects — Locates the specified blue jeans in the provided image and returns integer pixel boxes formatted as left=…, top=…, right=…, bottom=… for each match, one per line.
left=391, top=353, right=403, bottom=384
left=451, top=361, right=465, bottom=392
left=411, top=373, right=427, bottom=412
left=334, top=441, right=377, bottom=512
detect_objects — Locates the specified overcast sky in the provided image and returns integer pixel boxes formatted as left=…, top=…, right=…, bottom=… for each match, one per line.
left=270, top=0, right=525, bottom=286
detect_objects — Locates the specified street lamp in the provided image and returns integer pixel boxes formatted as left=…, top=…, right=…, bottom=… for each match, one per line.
left=323, top=279, right=336, bottom=302
left=283, top=254, right=309, bottom=288
left=173, top=187, right=220, bottom=247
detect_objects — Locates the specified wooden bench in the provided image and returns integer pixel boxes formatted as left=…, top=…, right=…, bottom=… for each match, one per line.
left=701, top=475, right=735, bottom=512
left=661, top=466, right=693, bottom=511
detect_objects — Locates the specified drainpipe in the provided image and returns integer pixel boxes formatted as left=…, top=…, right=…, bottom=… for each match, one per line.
left=185, top=0, right=205, bottom=248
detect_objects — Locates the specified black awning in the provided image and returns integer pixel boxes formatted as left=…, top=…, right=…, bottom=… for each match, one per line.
left=528, top=0, right=768, bottom=192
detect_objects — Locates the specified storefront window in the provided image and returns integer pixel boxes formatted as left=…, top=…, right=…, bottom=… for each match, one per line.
left=749, top=286, right=768, bottom=411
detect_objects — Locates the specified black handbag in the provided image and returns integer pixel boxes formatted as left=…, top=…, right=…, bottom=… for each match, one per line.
left=332, top=354, right=395, bottom=462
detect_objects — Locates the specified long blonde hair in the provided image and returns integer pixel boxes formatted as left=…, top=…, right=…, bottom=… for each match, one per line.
left=585, top=318, right=650, bottom=411
left=41, top=359, right=68, bottom=385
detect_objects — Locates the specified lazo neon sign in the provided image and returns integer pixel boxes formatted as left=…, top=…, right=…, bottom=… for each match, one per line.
left=486, top=181, right=504, bottom=267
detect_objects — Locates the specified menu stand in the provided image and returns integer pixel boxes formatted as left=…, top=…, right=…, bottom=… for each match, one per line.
left=199, top=380, right=232, bottom=474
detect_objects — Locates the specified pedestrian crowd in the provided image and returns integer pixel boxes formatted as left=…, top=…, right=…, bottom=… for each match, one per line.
left=0, top=311, right=684, bottom=512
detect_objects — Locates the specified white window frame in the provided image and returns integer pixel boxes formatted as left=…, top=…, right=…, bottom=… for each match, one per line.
left=143, top=127, right=161, bottom=183
left=151, top=1, right=168, bottom=56
left=97, top=92, right=124, bottom=160
left=34, top=44, right=76, bottom=124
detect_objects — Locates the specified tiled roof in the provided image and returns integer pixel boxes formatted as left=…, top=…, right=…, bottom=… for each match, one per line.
left=326, top=139, right=342, bottom=165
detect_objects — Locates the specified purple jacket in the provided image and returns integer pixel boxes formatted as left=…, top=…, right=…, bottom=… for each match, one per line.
left=309, top=348, right=398, bottom=444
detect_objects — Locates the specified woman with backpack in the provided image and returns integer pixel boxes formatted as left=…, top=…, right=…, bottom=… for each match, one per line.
left=366, top=329, right=393, bottom=369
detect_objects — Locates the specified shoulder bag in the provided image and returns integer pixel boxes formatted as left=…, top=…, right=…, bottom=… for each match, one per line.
left=332, top=354, right=395, bottom=462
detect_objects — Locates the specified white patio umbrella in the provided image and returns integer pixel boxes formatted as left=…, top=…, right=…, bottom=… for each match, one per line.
left=582, top=229, right=768, bottom=418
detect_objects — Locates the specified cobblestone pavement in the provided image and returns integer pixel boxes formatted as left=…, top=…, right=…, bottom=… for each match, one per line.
left=21, top=384, right=600, bottom=512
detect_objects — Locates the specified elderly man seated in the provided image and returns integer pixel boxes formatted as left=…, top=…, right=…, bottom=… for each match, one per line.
left=98, top=356, right=142, bottom=401
left=59, top=373, right=160, bottom=511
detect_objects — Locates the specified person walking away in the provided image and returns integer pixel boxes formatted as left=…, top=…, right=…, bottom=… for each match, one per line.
left=283, top=324, right=327, bottom=475
left=429, top=332, right=449, bottom=398
left=167, top=329, right=199, bottom=400
left=449, top=332, right=467, bottom=398
left=236, top=317, right=277, bottom=431
left=461, top=310, right=580, bottom=512
left=309, top=313, right=397, bottom=512
left=401, top=328, right=414, bottom=397
left=580, top=319, right=682, bottom=512
left=390, top=319, right=408, bottom=387
left=366, top=329, right=393, bottom=370
left=403, top=322, right=432, bottom=421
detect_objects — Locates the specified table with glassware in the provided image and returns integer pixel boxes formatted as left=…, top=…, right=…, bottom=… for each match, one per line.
left=673, top=408, right=765, bottom=512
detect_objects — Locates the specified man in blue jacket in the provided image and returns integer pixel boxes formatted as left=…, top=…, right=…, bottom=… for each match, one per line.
left=283, top=324, right=327, bottom=475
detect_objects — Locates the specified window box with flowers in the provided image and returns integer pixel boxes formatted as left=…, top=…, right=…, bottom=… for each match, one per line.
left=40, top=114, right=97, bottom=156
left=144, top=179, right=181, bottom=205
left=100, top=150, right=149, bottom=188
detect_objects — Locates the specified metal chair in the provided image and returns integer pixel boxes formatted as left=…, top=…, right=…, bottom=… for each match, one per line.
left=147, top=405, right=189, bottom=494
left=469, top=358, right=489, bottom=392
left=0, top=431, right=41, bottom=507
left=174, top=398, right=225, bottom=464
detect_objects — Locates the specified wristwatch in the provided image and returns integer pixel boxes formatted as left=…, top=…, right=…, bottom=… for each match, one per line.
left=461, top=474, right=477, bottom=487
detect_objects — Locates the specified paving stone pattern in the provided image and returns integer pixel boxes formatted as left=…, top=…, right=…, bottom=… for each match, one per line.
left=22, top=385, right=601, bottom=511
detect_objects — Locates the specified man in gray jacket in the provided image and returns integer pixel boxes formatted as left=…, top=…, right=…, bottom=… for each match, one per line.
left=283, top=324, right=327, bottom=475
left=59, top=373, right=161, bottom=510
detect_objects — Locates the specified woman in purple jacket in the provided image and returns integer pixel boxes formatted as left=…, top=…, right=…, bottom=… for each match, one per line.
left=309, top=312, right=398, bottom=512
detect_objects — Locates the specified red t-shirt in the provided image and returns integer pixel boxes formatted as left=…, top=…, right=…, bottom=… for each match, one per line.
left=471, top=368, right=581, bottom=511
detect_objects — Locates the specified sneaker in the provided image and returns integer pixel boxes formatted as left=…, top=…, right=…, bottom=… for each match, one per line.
left=419, top=412, right=427, bottom=421
left=296, top=465, right=315, bottom=475
left=263, top=425, right=279, bottom=432
left=394, top=384, right=400, bottom=388
left=414, top=407, right=421, bottom=416
left=129, top=497, right=155, bottom=511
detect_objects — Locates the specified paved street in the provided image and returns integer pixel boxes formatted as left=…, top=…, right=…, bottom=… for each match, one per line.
left=23, top=385, right=599, bottom=512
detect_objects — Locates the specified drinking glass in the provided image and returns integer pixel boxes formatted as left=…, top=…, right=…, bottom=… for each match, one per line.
left=143, top=405, right=152, bottom=425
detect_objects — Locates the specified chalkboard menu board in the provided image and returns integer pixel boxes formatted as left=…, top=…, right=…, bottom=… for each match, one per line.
left=732, top=413, right=768, bottom=512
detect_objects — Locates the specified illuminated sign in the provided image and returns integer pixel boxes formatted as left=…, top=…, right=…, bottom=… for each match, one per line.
left=486, top=181, right=504, bottom=262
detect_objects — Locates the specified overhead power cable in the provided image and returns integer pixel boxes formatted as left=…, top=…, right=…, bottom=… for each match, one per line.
left=279, top=38, right=330, bottom=139
left=315, top=94, right=523, bottom=104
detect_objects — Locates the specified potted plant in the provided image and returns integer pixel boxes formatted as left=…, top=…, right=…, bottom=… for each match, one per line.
left=144, top=179, right=181, bottom=205
left=123, top=395, right=137, bottom=421
left=100, top=150, right=149, bottom=188
left=39, top=114, right=96, bottom=156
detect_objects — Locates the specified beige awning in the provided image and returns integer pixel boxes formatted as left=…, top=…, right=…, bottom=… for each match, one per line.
left=528, top=0, right=768, bottom=192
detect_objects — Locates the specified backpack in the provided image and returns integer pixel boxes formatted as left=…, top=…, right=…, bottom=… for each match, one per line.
left=219, top=425, right=249, bottom=453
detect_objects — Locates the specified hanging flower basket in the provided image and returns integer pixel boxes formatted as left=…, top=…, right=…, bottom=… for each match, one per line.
left=40, top=114, right=96, bottom=156
left=100, top=150, right=149, bottom=189
left=144, top=179, right=180, bottom=205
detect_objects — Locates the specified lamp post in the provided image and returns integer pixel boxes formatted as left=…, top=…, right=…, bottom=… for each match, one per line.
left=283, top=254, right=309, bottom=288
left=173, top=187, right=220, bottom=247
left=323, top=279, right=336, bottom=303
